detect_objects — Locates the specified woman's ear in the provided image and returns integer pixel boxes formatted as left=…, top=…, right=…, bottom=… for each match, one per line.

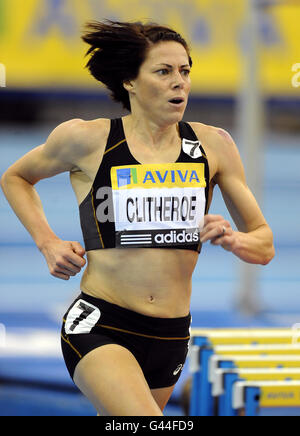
left=123, top=80, right=135, bottom=93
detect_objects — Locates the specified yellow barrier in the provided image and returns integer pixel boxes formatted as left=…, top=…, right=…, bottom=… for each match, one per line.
left=209, top=355, right=300, bottom=384
left=191, top=328, right=297, bottom=345
left=0, top=0, right=299, bottom=94
left=233, top=380, right=300, bottom=408
left=234, top=368, right=300, bottom=382
left=214, top=344, right=300, bottom=356
left=212, top=368, right=300, bottom=398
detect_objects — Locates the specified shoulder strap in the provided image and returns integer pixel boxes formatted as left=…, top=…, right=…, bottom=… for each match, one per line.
left=178, top=121, right=199, bottom=142
left=104, top=118, right=125, bottom=152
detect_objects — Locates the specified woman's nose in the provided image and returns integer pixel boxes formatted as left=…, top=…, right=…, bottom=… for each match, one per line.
left=172, top=75, right=185, bottom=89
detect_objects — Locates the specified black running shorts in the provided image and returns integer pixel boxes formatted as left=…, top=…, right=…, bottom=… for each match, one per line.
left=61, top=292, right=191, bottom=390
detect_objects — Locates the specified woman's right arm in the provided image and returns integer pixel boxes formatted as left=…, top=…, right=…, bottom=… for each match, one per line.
left=0, top=119, right=87, bottom=281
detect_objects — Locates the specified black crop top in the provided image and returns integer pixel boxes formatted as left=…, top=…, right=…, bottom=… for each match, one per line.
left=79, top=118, right=210, bottom=253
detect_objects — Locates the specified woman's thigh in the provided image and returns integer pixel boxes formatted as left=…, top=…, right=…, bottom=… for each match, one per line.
left=73, top=343, right=163, bottom=416
left=151, top=385, right=176, bottom=412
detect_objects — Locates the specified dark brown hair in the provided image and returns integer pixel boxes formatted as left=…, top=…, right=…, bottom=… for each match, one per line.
left=82, top=20, right=192, bottom=111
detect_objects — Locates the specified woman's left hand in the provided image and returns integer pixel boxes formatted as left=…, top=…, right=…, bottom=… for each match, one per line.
left=199, top=214, right=238, bottom=253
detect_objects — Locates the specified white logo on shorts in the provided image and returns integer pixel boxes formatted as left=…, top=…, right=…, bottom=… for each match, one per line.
left=173, top=364, right=184, bottom=376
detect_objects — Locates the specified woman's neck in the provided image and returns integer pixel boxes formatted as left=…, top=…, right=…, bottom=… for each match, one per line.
left=122, top=114, right=180, bottom=151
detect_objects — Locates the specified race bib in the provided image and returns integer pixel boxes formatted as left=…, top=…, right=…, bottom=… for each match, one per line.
left=65, top=300, right=101, bottom=335
left=110, top=163, right=206, bottom=248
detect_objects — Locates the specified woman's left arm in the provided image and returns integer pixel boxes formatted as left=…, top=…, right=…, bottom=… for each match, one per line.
left=200, top=128, right=275, bottom=266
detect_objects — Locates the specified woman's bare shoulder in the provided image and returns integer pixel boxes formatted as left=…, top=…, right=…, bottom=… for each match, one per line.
left=188, top=121, right=233, bottom=143
left=47, top=117, right=111, bottom=160
left=187, top=122, right=237, bottom=180
left=54, top=117, right=111, bottom=145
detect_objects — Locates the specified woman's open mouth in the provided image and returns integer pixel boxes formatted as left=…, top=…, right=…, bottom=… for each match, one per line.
left=168, top=98, right=185, bottom=108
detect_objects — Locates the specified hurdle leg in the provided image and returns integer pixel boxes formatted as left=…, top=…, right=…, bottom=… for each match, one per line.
left=245, top=387, right=261, bottom=417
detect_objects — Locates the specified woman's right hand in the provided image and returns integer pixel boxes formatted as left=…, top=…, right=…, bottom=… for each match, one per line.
left=40, top=239, right=86, bottom=281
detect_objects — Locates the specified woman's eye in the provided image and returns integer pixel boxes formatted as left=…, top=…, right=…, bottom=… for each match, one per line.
left=157, top=69, right=169, bottom=75
left=156, top=69, right=190, bottom=76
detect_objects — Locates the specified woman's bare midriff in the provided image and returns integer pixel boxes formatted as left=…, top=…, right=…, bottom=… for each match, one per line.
left=80, top=247, right=199, bottom=318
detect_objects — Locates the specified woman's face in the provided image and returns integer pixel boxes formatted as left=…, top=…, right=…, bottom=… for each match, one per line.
left=127, top=41, right=192, bottom=124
